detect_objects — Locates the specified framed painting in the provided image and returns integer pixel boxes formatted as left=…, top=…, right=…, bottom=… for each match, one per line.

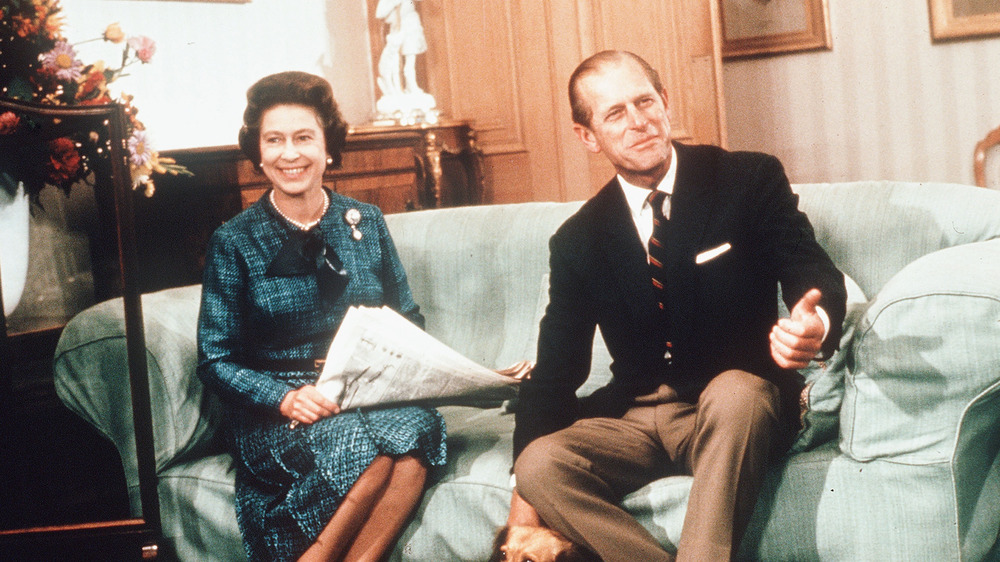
left=929, top=0, right=1000, bottom=41
left=718, top=0, right=832, bottom=59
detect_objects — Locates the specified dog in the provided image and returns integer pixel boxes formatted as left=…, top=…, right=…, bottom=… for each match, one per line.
left=490, top=525, right=599, bottom=562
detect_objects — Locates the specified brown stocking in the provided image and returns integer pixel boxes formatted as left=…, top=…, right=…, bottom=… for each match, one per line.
left=298, top=455, right=394, bottom=562
left=343, top=454, right=429, bottom=562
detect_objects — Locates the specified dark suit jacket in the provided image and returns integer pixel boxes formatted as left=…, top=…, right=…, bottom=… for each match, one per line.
left=513, top=143, right=847, bottom=458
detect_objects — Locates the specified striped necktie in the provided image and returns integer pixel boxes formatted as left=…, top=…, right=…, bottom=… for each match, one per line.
left=647, top=190, right=674, bottom=362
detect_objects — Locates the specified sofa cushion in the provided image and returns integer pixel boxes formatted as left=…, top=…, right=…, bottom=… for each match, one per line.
left=742, top=444, right=963, bottom=560
left=159, top=454, right=244, bottom=561
left=783, top=273, right=868, bottom=453
left=385, top=202, right=582, bottom=372
left=841, top=239, right=1000, bottom=463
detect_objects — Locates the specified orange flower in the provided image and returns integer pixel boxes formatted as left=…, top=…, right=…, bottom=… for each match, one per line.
left=42, top=12, right=63, bottom=39
left=46, top=137, right=82, bottom=183
left=12, top=14, right=40, bottom=37
left=103, top=22, right=124, bottom=43
left=76, top=64, right=111, bottom=104
left=0, top=112, right=21, bottom=134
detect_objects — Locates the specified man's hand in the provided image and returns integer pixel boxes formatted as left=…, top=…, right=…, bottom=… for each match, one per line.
left=770, top=288, right=825, bottom=370
left=280, top=385, right=341, bottom=426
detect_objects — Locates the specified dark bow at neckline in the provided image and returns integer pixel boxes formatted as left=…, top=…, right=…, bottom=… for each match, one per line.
left=266, top=227, right=349, bottom=302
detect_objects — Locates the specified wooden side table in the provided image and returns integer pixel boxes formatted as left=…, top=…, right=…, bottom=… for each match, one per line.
left=349, top=119, right=483, bottom=209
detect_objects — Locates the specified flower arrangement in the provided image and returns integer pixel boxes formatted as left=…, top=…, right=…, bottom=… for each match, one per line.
left=0, top=0, right=190, bottom=202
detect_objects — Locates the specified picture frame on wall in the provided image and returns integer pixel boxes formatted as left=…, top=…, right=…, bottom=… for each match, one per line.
left=718, top=0, right=832, bottom=59
left=929, top=0, right=1000, bottom=41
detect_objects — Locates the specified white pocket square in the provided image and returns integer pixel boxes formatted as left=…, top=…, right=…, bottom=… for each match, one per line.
left=696, top=242, right=732, bottom=264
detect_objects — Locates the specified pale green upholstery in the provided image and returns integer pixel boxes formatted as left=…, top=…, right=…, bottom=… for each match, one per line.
left=54, top=181, right=1000, bottom=560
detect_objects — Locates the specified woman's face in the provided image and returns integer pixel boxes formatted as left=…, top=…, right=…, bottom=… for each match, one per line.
left=258, top=104, right=329, bottom=197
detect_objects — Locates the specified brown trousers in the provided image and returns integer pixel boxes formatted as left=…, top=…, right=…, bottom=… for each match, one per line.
left=514, top=370, right=795, bottom=562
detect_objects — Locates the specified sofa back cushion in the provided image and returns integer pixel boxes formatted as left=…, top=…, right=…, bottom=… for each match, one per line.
left=385, top=202, right=582, bottom=371
left=841, top=239, right=1000, bottom=463
left=792, top=181, right=1000, bottom=298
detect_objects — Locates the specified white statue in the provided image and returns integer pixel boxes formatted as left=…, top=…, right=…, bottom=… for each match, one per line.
left=374, top=0, right=438, bottom=124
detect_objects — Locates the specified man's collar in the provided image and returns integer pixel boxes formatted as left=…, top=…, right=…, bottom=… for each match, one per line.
left=618, top=144, right=678, bottom=213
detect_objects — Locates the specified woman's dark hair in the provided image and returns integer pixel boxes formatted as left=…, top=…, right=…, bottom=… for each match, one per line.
left=238, top=71, right=349, bottom=168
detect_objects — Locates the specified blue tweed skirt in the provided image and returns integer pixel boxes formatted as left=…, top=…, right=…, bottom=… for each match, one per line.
left=231, top=405, right=447, bottom=561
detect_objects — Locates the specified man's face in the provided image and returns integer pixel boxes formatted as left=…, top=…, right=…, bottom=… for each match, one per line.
left=573, top=58, right=672, bottom=188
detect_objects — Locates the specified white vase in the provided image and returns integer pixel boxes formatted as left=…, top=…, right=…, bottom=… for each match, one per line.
left=0, top=179, right=30, bottom=317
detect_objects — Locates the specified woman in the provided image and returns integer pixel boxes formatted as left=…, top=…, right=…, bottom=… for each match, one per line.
left=197, top=71, right=446, bottom=562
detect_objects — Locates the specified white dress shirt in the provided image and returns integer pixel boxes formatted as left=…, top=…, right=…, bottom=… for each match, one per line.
left=618, top=146, right=678, bottom=256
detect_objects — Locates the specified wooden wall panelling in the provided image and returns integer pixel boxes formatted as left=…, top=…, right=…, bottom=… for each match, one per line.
left=390, top=0, right=724, bottom=204
left=506, top=0, right=580, bottom=203
left=422, top=0, right=538, bottom=203
left=526, top=0, right=596, bottom=203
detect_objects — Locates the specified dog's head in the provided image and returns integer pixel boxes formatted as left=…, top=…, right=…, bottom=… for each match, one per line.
left=490, top=525, right=596, bottom=562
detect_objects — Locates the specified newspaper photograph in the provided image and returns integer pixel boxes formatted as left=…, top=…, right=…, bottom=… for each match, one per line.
left=316, top=306, right=520, bottom=409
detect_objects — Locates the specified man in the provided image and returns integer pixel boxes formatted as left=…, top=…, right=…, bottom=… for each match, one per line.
left=508, top=50, right=847, bottom=561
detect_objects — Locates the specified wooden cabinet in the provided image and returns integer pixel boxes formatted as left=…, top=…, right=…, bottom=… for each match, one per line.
left=346, top=121, right=483, bottom=209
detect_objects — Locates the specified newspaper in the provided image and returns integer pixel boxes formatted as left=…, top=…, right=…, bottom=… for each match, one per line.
left=316, top=306, right=520, bottom=410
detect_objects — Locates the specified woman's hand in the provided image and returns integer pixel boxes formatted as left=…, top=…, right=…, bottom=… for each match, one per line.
left=495, top=360, right=535, bottom=381
left=280, top=385, right=341, bottom=426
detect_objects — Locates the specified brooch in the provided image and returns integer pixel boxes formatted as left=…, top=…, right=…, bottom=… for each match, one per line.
left=344, top=208, right=363, bottom=241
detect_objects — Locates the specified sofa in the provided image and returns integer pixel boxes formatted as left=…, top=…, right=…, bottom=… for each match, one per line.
left=53, top=180, right=1000, bottom=561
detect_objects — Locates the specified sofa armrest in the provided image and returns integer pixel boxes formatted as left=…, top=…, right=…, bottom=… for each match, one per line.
left=952, top=381, right=1000, bottom=561
left=841, top=239, right=1000, bottom=465
left=53, top=284, right=223, bottom=514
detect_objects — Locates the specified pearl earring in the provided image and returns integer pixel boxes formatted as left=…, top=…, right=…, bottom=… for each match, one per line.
left=326, top=156, right=333, bottom=166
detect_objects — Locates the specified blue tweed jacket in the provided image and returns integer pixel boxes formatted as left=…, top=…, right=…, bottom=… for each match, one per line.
left=197, top=189, right=424, bottom=414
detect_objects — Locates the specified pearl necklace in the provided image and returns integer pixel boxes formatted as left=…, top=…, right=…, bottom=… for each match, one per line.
left=270, top=190, right=329, bottom=231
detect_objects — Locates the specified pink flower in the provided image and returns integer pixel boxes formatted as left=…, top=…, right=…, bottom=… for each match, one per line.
left=127, top=35, right=156, bottom=63
left=128, top=129, right=153, bottom=166
left=41, top=41, right=83, bottom=81
left=0, top=112, right=20, bottom=135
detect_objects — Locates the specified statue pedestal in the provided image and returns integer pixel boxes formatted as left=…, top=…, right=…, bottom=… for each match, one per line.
left=374, top=91, right=440, bottom=126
